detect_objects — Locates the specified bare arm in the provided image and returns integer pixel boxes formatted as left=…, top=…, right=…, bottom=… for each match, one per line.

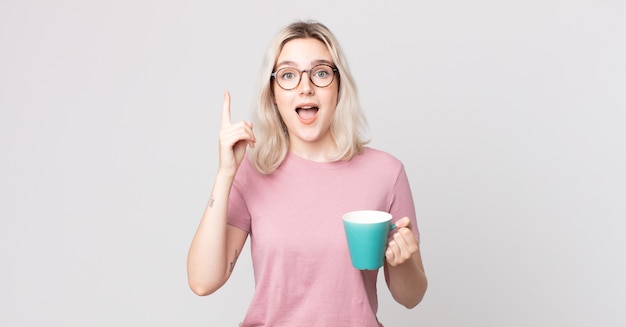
left=187, top=91, right=255, bottom=296
left=187, top=175, right=248, bottom=296
left=384, top=217, right=428, bottom=308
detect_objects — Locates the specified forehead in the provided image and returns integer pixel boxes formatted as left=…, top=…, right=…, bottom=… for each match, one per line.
left=276, top=38, right=333, bottom=67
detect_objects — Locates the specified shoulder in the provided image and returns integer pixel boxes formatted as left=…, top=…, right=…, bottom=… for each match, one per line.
left=348, top=147, right=406, bottom=177
left=233, top=152, right=257, bottom=186
left=356, top=147, right=404, bottom=168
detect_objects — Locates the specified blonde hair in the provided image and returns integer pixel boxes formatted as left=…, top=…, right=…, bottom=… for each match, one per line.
left=251, top=20, right=369, bottom=174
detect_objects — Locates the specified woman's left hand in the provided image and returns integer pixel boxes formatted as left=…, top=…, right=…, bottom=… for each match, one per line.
left=385, top=217, right=419, bottom=266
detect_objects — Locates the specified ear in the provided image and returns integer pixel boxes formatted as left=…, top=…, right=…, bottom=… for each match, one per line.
left=270, top=85, right=276, bottom=104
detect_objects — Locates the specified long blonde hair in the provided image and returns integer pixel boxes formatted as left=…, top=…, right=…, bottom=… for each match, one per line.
left=251, top=20, right=369, bottom=174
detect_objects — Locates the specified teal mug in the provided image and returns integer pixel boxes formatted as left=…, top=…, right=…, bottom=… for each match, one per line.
left=342, top=210, right=396, bottom=270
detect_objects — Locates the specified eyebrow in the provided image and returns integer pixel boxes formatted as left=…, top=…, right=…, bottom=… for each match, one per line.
left=275, top=59, right=335, bottom=69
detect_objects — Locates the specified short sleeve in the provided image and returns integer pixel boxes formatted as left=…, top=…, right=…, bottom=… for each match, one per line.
left=227, top=157, right=252, bottom=233
left=389, top=164, right=420, bottom=242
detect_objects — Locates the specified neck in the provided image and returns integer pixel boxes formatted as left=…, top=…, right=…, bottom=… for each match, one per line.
left=289, top=138, right=338, bottom=162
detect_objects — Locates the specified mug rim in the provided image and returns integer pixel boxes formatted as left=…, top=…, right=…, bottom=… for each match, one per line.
left=342, top=210, right=392, bottom=224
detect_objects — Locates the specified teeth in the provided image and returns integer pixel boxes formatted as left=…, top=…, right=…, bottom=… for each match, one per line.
left=299, top=106, right=315, bottom=109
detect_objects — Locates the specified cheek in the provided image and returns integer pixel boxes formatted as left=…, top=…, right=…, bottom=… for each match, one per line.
left=324, top=90, right=339, bottom=110
left=273, top=87, right=289, bottom=104
left=272, top=92, right=286, bottom=111
left=327, top=84, right=339, bottom=106
left=274, top=98, right=292, bottom=120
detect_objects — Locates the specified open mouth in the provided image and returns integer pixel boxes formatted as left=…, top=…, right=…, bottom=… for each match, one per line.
left=296, top=106, right=319, bottom=122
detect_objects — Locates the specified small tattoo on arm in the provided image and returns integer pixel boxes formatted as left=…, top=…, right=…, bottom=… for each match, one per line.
left=208, top=195, right=215, bottom=208
left=229, top=249, right=239, bottom=272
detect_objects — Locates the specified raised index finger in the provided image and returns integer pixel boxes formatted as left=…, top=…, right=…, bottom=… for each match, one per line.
left=221, top=90, right=231, bottom=128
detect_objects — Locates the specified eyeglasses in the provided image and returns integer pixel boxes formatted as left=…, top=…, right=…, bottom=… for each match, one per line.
left=271, top=64, right=339, bottom=90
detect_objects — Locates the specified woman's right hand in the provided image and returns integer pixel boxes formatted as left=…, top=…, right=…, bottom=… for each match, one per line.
left=218, top=90, right=256, bottom=178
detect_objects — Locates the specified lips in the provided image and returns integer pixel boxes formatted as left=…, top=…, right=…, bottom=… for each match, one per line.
left=295, top=105, right=319, bottom=124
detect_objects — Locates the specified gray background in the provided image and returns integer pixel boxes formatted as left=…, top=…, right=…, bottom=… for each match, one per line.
left=2, top=0, right=625, bottom=326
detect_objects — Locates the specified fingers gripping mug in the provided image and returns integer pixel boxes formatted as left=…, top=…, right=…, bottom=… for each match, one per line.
left=342, top=210, right=396, bottom=270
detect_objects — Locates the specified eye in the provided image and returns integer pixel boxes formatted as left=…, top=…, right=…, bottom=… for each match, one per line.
left=279, top=68, right=298, bottom=80
left=313, top=66, right=332, bottom=79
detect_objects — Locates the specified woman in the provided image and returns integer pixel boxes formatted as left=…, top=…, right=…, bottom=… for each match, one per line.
left=187, top=20, right=427, bottom=326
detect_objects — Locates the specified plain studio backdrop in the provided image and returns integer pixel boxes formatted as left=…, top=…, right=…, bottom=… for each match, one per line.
left=1, top=1, right=625, bottom=326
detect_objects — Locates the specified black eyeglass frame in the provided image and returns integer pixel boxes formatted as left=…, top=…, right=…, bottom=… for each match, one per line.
left=271, top=64, right=339, bottom=90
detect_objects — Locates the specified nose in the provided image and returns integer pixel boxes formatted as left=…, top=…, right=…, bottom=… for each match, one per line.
left=297, top=71, right=314, bottom=95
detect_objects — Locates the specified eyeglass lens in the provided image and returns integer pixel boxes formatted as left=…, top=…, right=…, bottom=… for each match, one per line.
left=273, top=64, right=336, bottom=90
